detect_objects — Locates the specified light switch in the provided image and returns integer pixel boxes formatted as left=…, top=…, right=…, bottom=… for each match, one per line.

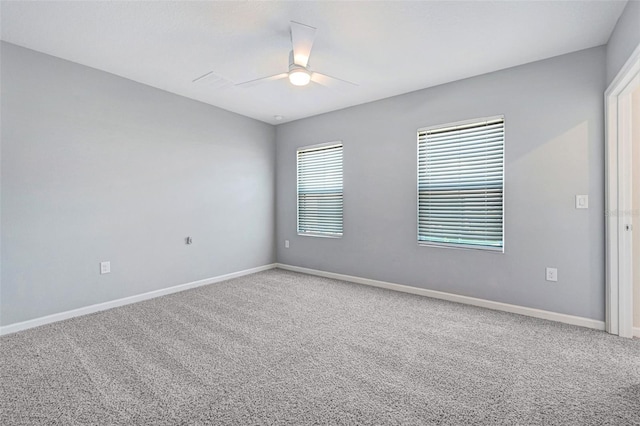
left=576, top=195, right=589, bottom=209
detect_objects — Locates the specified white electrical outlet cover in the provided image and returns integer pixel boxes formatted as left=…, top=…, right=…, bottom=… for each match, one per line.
left=575, top=195, right=589, bottom=209
left=545, top=267, right=557, bottom=282
left=100, top=261, right=111, bottom=274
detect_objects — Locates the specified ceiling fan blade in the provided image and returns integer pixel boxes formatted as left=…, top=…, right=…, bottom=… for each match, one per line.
left=291, top=21, right=316, bottom=67
left=311, top=72, right=358, bottom=89
left=236, top=73, right=288, bottom=88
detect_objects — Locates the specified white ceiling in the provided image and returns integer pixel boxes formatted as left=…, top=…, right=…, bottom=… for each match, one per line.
left=1, top=1, right=628, bottom=124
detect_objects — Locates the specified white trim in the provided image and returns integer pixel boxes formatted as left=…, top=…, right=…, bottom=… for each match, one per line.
left=605, top=41, right=640, bottom=337
left=0, top=264, right=277, bottom=336
left=276, top=263, right=605, bottom=331
left=297, top=141, right=343, bottom=152
left=605, top=83, right=620, bottom=335
left=417, top=115, right=504, bottom=133
left=634, top=327, right=640, bottom=339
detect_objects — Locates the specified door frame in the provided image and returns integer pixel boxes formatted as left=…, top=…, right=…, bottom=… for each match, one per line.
left=605, top=43, right=640, bottom=338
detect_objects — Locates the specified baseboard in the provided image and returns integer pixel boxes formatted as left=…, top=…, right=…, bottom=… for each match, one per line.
left=634, top=327, right=640, bottom=338
left=2, top=262, right=605, bottom=336
left=276, top=263, right=605, bottom=331
left=0, top=263, right=277, bottom=336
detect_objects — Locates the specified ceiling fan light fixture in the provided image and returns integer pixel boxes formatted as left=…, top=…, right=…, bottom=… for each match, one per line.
left=289, top=68, right=311, bottom=86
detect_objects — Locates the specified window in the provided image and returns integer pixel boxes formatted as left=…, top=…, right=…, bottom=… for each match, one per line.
left=297, top=142, right=343, bottom=237
left=418, top=116, right=504, bottom=251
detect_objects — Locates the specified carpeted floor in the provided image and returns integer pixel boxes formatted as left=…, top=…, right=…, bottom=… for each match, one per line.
left=1, top=269, right=639, bottom=425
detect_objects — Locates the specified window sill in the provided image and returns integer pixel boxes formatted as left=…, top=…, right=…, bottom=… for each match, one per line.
left=298, top=232, right=343, bottom=239
left=418, top=241, right=504, bottom=254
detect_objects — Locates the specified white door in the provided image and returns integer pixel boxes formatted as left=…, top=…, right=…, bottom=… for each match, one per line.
left=605, top=44, right=640, bottom=338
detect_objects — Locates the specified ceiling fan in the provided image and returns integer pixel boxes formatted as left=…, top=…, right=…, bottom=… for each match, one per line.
left=235, top=21, right=357, bottom=89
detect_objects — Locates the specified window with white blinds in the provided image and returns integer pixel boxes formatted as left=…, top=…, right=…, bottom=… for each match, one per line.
left=418, top=116, right=504, bottom=251
left=297, top=142, right=343, bottom=237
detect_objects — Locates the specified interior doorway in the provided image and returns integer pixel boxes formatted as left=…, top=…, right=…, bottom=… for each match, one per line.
left=605, top=44, right=640, bottom=338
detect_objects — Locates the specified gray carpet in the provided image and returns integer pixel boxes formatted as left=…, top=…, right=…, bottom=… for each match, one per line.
left=1, top=269, right=639, bottom=425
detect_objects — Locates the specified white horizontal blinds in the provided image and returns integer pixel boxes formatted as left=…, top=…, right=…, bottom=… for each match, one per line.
left=297, top=143, right=343, bottom=236
left=418, top=117, right=504, bottom=249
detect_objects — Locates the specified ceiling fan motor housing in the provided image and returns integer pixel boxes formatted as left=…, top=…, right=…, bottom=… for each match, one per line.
left=288, top=51, right=308, bottom=71
left=287, top=51, right=311, bottom=86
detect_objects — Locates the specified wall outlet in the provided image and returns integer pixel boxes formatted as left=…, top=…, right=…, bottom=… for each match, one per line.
left=546, top=267, right=558, bottom=282
left=285, top=240, right=290, bottom=248
left=100, top=261, right=111, bottom=275
left=575, top=195, right=589, bottom=209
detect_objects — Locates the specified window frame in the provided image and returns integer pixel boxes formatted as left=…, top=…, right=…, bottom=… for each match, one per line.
left=296, top=141, right=344, bottom=238
left=416, top=115, right=505, bottom=253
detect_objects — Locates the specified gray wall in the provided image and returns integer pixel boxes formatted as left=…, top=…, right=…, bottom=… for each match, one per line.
left=606, top=0, right=640, bottom=86
left=1, top=43, right=276, bottom=326
left=276, top=47, right=606, bottom=321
